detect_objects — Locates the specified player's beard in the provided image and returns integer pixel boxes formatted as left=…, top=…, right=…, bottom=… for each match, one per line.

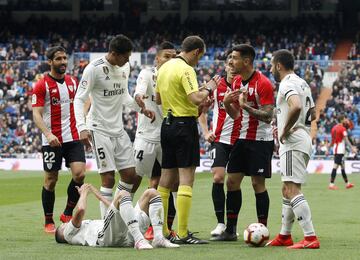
left=273, top=70, right=281, bottom=82
left=54, top=64, right=66, bottom=75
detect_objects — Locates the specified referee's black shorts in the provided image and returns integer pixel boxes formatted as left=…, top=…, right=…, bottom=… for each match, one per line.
left=227, top=139, right=274, bottom=178
left=161, top=117, right=200, bottom=169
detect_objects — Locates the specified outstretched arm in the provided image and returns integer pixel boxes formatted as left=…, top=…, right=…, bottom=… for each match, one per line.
left=71, top=184, right=91, bottom=228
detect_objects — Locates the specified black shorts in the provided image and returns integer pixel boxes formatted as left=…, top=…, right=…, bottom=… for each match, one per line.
left=42, top=141, right=86, bottom=172
left=151, top=159, right=161, bottom=178
left=210, top=142, right=233, bottom=168
left=334, top=154, right=344, bottom=165
left=161, top=117, right=200, bottom=169
left=227, top=139, right=274, bottom=178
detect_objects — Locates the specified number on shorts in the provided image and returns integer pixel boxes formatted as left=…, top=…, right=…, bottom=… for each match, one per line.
left=210, top=148, right=216, bottom=159
left=44, top=152, right=55, bottom=163
left=135, top=150, right=144, bottom=161
left=97, top=147, right=106, bottom=159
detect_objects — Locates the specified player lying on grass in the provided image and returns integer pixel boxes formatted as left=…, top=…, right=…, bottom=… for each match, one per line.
left=54, top=183, right=179, bottom=249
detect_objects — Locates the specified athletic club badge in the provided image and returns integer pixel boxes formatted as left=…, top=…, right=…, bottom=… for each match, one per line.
left=47, top=163, right=53, bottom=170
left=68, top=85, right=74, bottom=92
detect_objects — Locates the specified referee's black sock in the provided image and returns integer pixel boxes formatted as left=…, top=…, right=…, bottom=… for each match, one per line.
left=63, top=179, right=83, bottom=216
left=167, top=192, right=176, bottom=230
left=225, top=190, right=242, bottom=234
left=255, top=190, right=269, bottom=227
left=330, top=168, right=337, bottom=183
left=42, top=187, right=55, bottom=224
left=212, top=183, right=225, bottom=224
left=341, top=169, right=348, bottom=183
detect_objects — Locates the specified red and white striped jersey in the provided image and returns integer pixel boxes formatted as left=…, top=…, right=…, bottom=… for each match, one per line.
left=32, top=74, right=79, bottom=145
left=331, top=123, right=347, bottom=154
left=231, top=71, right=274, bottom=141
left=212, top=77, right=240, bottom=145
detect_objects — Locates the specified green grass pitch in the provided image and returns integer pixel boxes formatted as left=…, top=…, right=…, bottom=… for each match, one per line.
left=0, top=171, right=359, bottom=260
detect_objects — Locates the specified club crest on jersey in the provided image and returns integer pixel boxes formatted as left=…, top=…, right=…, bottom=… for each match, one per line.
left=68, top=85, right=74, bottom=92
left=103, top=66, right=110, bottom=80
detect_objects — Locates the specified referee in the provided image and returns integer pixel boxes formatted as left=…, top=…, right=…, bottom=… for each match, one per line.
left=155, top=35, right=220, bottom=244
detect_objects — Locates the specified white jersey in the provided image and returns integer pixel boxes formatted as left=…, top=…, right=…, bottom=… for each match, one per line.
left=63, top=220, right=103, bottom=247
left=276, top=73, right=315, bottom=156
left=134, top=67, right=162, bottom=142
left=74, top=56, right=141, bottom=137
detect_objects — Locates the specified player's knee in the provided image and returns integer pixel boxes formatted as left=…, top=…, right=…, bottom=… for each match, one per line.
left=101, top=173, right=115, bottom=188
left=213, top=173, right=225, bottom=184
left=73, top=172, right=85, bottom=183
left=144, top=188, right=159, bottom=199
left=115, top=190, right=131, bottom=201
left=226, top=176, right=238, bottom=190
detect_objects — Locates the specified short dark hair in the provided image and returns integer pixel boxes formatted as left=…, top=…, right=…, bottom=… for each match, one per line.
left=181, top=36, right=205, bottom=53
left=109, top=34, right=133, bottom=54
left=46, top=46, right=66, bottom=60
left=272, top=49, right=295, bottom=70
left=157, top=41, right=175, bottom=52
left=337, top=114, right=345, bottom=123
left=55, top=227, right=67, bottom=244
left=232, top=44, right=255, bottom=63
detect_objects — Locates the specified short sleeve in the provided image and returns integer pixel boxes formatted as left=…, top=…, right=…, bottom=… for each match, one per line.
left=279, top=81, right=299, bottom=102
left=31, top=80, right=46, bottom=107
left=134, top=69, right=150, bottom=96
left=63, top=221, right=80, bottom=242
left=258, top=78, right=275, bottom=106
left=181, top=67, right=199, bottom=95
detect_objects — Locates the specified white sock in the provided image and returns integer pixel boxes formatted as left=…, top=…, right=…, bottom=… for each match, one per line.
left=119, top=195, right=144, bottom=243
left=100, top=187, right=113, bottom=219
left=290, top=194, right=316, bottom=237
left=280, top=198, right=294, bottom=235
left=148, top=195, right=164, bottom=240
left=172, top=192, right=177, bottom=210
left=115, top=181, right=134, bottom=198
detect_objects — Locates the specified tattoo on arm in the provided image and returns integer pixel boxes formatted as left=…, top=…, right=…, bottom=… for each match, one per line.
left=244, top=104, right=274, bottom=124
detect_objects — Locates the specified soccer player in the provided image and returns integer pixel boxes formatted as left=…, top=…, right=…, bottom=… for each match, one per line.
left=74, top=35, right=155, bottom=219
left=219, top=44, right=274, bottom=241
left=55, top=183, right=179, bottom=249
left=328, top=115, right=356, bottom=190
left=32, top=46, right=86, bottom=233
left=156, top=36, right=220, bottom=244
left=133, top=41, right=178, bottom=239
left=198, top=57, right=239, bottom=237
left=267, top=49, right=320, bottom=249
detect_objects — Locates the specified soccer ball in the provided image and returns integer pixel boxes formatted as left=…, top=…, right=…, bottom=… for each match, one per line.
left=243, top=223, right=269, bottom=247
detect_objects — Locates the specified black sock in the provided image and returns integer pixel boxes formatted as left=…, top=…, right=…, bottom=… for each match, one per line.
left=225, top=190, right=242, bottom=234
left=255, top=190, right=269, bottom=226
left=167, top=192, right=176, bottom=230
left=330, top=168, right=337, bottom=183
left=63, top=179, right=83, bottom=216
left=341, top=169, right=348, bottom=183
left=212, top=183, right=225, bottom=224
left=42, top=187, right=55, bottom=224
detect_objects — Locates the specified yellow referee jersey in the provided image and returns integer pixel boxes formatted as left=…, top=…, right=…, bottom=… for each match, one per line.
left=155, top=57, right=199, bottom=117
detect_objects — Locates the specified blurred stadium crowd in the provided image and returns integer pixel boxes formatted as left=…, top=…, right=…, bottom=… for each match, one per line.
left=0, top=14, right=359, bottom=158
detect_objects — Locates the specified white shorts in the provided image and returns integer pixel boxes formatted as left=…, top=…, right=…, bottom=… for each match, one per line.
left=91, top=131, right=135, bottom=173
left=280, top=150, right=310, bottom=184
left=97, top=203, right=150, bottom=247
left=133, top=138, right=162, bottom=178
